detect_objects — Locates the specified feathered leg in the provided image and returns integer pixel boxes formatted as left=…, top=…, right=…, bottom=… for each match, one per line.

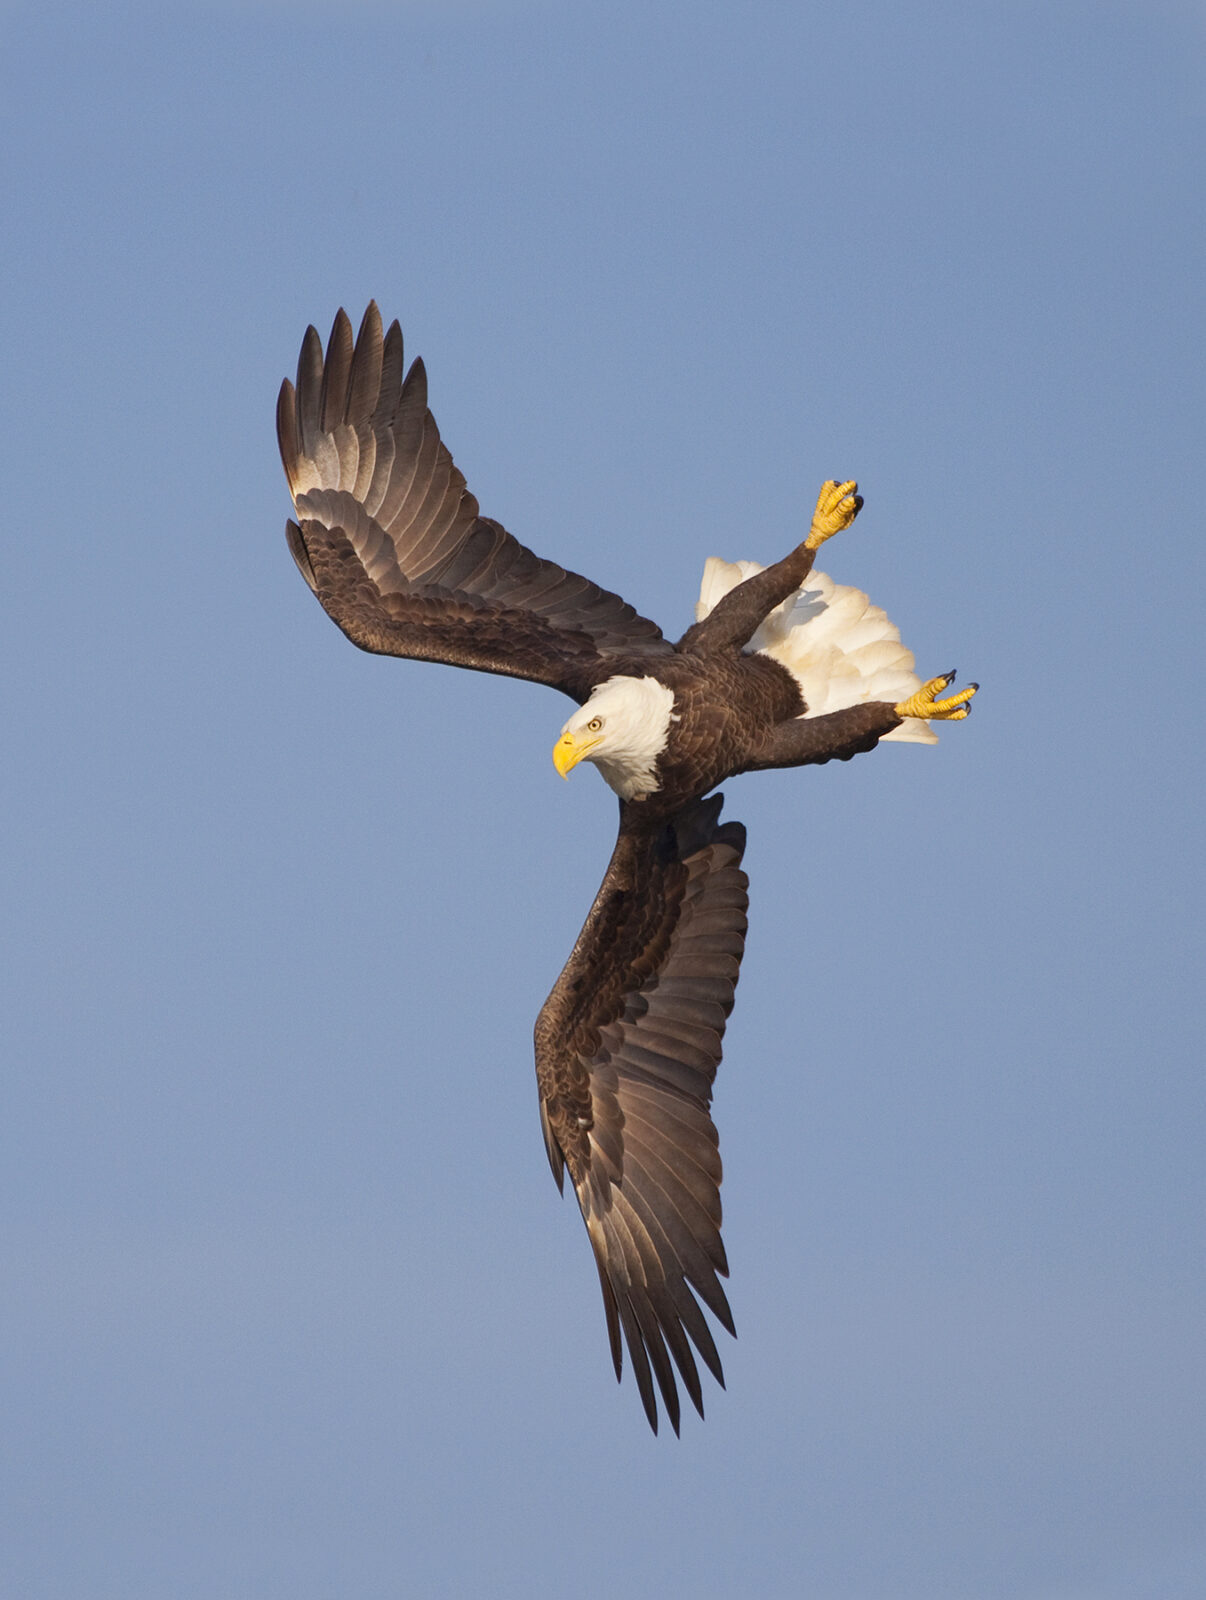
left=741, top=672, right=979, bottom=771
left=739, top=701, right=904, bottom=771
left=677, top=481, right=863, bottom=655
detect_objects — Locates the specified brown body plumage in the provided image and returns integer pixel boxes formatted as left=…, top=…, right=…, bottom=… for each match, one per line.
left=278, top=304, right=975, bottom=1433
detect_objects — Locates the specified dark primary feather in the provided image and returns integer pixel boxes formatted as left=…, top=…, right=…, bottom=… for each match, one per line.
left=534, top=796, right=748, bottom=1434
left=278, top=305, right=672, bottom=700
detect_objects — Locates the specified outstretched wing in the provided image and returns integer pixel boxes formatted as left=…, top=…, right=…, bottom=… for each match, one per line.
left=534, top=796, right=748, bottom=1434
left=278, top=305, right=672, bottom=699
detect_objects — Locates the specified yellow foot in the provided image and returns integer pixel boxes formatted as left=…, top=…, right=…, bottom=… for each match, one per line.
left=895, top=671, right=979, bottom=721
left=805, top=479, right=863, bottom=550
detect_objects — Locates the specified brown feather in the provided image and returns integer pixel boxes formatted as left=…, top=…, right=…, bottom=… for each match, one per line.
left=278, top=306, right=672, bottom=698
left=534, top=795, right=747, bottom=1432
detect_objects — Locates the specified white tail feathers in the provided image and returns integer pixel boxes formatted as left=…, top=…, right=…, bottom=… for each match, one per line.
left=695, top=559, right=938, bottom=744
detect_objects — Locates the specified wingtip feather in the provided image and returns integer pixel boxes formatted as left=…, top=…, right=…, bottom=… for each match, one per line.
left=276, top=379, right=299, bottom=487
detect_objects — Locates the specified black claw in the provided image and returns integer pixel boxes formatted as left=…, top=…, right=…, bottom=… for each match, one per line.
left=942, top=669, right=957, bottom=686
left=967, top=682, right=980, bottom=692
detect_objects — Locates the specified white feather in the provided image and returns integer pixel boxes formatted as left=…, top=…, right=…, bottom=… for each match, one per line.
left=695, top=559, right=937, bottom=744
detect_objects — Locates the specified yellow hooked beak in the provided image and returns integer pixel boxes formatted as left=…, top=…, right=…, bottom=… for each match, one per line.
left=552, top=729, right=601, bottom=780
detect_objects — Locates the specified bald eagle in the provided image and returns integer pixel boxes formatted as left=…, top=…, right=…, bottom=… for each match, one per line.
left=278, top=305, right=977, bottom=1434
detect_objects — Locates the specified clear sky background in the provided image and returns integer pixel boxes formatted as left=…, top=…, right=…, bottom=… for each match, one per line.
left=2, top=3, right=1202, bottom=1597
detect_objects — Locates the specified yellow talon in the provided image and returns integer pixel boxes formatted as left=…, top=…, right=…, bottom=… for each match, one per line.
left=895, top=671, right=979, bottom=721
left=805, top=479, right=863, bottom=550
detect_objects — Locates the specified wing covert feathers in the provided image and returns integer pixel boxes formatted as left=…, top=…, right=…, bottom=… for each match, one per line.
left=534, top=795, right=749, bottom=1434
left=279, top=305, right=671, bottom=694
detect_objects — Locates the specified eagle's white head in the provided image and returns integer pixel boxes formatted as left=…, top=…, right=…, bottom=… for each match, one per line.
left=552, top=675, right=677, bottom=800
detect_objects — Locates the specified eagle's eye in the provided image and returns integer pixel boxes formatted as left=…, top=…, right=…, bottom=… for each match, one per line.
left=587, top=717, right=603, bottom=732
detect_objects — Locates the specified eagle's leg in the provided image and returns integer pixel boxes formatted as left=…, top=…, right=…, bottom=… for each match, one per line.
left=895, top=672, right=979, bottom=721
left=740, top=701, right=906, bottom=771
left=677, top=480, right=862, bottom=654
left=744, top=673, right=979, bottom=771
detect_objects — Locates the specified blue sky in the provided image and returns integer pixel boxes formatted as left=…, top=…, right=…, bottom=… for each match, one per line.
left=2, top=2, right=1202, bottom=1596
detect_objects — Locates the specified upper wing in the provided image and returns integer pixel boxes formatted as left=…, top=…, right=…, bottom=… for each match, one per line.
left=534, top=795, right=748, bottom=1434
left=278, top=305, right=672, bottom=699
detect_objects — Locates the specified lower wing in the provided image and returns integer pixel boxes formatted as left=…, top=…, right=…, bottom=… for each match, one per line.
left=534, top=796, right=749, bottom=1434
